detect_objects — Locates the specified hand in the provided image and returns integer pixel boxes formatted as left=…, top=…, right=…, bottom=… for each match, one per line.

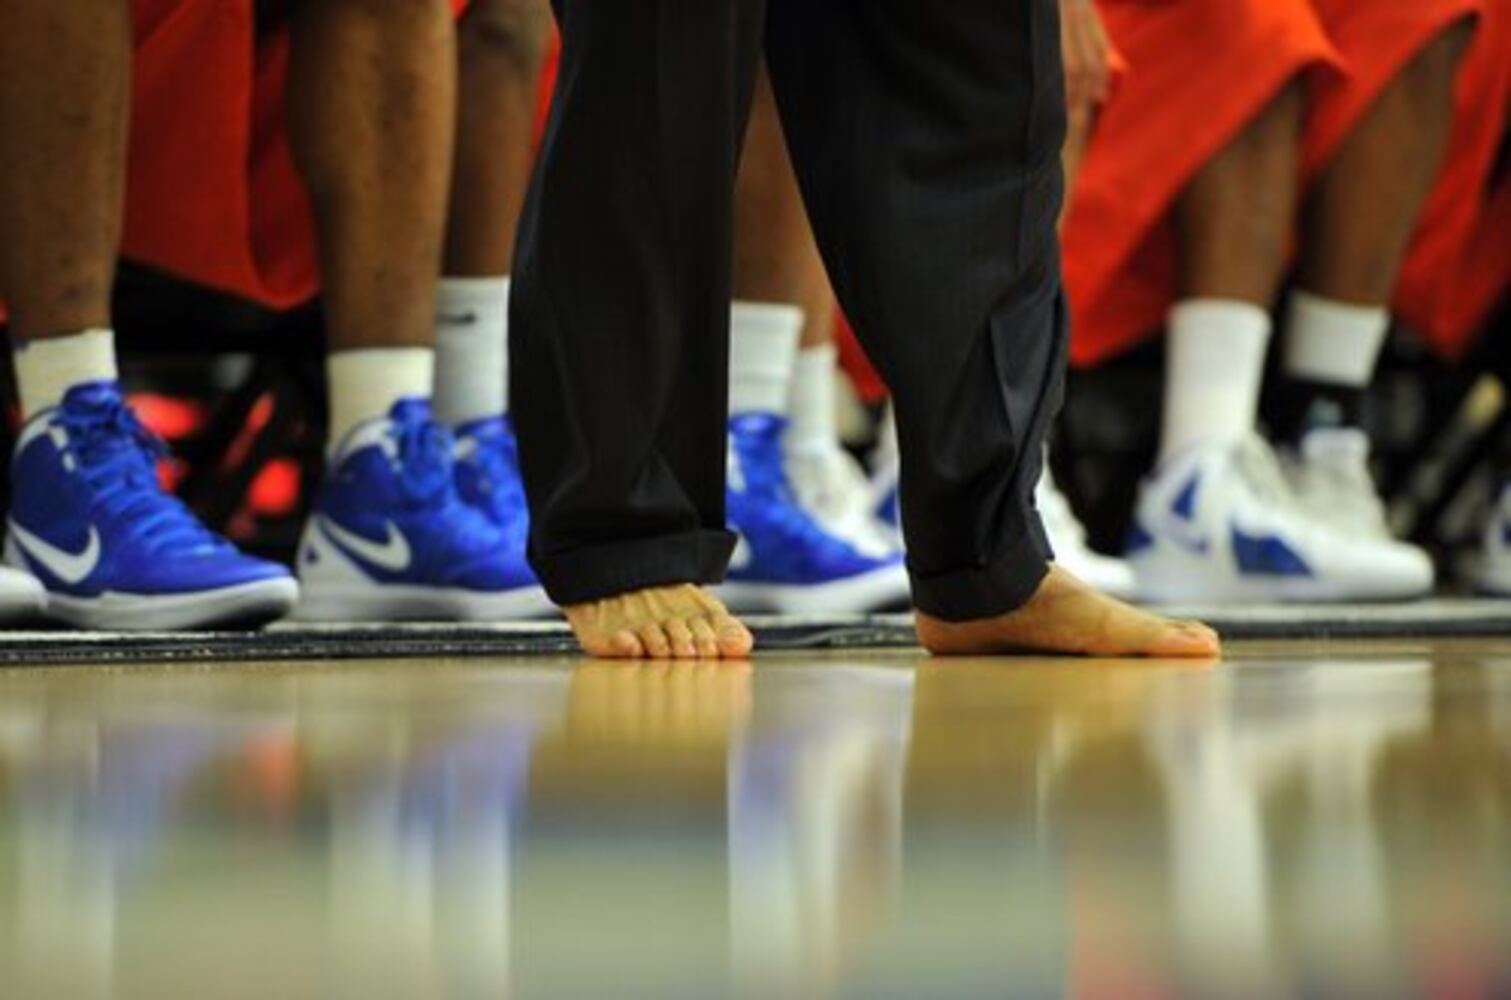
left=1060, top=0, right=1112, bottom=111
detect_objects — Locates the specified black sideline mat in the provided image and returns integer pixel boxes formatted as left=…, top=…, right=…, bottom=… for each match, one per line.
left=0, top=600, right=1508, bottom=666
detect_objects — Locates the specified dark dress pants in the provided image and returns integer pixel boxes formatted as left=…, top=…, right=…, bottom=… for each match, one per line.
left=511, top=0, right=1069, bottom=622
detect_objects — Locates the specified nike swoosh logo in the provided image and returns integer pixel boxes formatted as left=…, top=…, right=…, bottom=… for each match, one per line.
left=1231, top=523, right=1311, bottom=577
left=439, top=311, right=479, bottom=327
left=729, top=535, right=753, bottom=572
left=319, top=517, right=412, bottom=573
left=8, top=520, right=101, bottom=585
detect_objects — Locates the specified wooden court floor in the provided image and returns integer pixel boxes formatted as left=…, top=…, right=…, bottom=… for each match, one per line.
left=1, top=638, right=1508, bottom=998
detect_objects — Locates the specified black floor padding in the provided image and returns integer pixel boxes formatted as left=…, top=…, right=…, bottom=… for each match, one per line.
left=1, top=601, right=1507, bottom=666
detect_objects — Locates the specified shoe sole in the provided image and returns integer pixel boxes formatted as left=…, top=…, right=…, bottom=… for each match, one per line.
left=1475, top=565, right=1511, bottom=597
left=1130, top=545, right=1433, bottom=604
left=0, top=580, right=46, bottom=626
left=716, top=563, right=911, bottom=615
left=41, top=578, right=300, bottom=631
left=294, top=583, right=557, bottom=623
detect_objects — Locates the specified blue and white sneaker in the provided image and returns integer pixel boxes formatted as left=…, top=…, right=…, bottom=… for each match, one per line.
left=296, top=400, right=550, bottom=621
left=719, top=413, right=910, bottom=614
left=1126, top=435, right=1434, bottom=604
left=452, top=415, right=553, bottom=616
left=0, top=565, right=45, bottom=625
left=870, top=404, right=903, bottom=537
left=1036, top=462, right=1136, bottom=600
left=785, top=438, right=901, bottom=560
left=4, top=382, right=298, bottom=629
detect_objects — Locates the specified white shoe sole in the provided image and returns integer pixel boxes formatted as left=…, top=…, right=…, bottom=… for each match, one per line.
left=294, top=582, right=557, bottom=623
left=0, top=576, right=46, bottom=625
left=1131, top=542, right=1433, bottom=605
left=42, top=578, right=300, bottom=630
left=1476, top=563, right=1511, bottom=597
left=716, top=563, right=911, bottom=615
left=295, top=520, right=556, bottom=622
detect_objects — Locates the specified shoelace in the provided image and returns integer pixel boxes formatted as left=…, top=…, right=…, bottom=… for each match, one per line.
left=789, top=444, right=874, bottom=521
left=58, top=393, right=226, bottom=554
left=388, top=407, right=501, bottom=551
left=389, top=407, right=457, bottom=507
left=470, top=425, right=529, bottom=510
left=1295, top=449, right=1388, bottom=527
left=462, top=423, right=531, bottom=546
left=1230, top=436, right=1356, bottom=547
left=1231, top=437, right=1302, bottom=512
left=731, top=415, right=863, bottom=563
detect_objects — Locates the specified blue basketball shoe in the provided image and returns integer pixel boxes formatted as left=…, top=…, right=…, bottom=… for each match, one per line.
left=452, top=415, right=552, bottom=617
left=4, top=382, right=298, bottom=629
left=296, top=400, right=550, bottom=621
left=1127, top=435, right=1433, bottom=603
left=719, top=413, right=910, bottom=614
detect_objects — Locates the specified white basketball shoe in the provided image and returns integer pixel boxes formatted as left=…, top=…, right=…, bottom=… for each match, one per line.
left=1036, top=463, right=1136, bottom=599
left=784, top=439, right=901, bottom=560
left=1127, top=435, right=1434, bottom=603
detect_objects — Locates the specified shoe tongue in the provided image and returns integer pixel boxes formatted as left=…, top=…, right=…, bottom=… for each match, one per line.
left=454, top=414, right=508, bottom=443
left=1301, top=427, right=1370, bottom=464
left=60, top=380, right=125, bottom=413
left=730, top=411, right=787, bottom=435
left=389, top=396, right=434, bottom=425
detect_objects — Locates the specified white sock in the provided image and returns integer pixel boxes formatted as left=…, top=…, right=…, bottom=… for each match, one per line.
left=326, top=348, right=435, bottom=451
left=1282, top=290, right=1389, bottom=389
left=434, top=276, right=510, bottom=426
left=11, top=328, right=118, bottom=419
left=729, top=302, right=802, bottom=416
left=1159, top=299, right=1272, bottom=463
left=787, top=343, right=841, bottom=455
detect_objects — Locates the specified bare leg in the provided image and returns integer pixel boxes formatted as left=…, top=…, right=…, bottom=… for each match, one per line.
left=1152, top=83, right=1305, bottom=464
left=1277, top=22, right=1474, bottom=439
left=444, top=0, right=551, bottom=277
left=1300, top=21, right=1473, bottom=304
left=1178, top=83, right=1304, bottom=304
left=430, top=0, right=548, bottom=428
left=733, top=67, right=834, bottom=349
left=286, top=0, right=456, bottom=350
left=1061, top=104, right=1094, bottom=221
left=0, top=0, right=130, bottom=344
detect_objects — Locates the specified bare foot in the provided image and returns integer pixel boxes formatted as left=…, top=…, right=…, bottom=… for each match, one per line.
left=916, top=565, right=1221, bottom=659
left=564, top=584, right=755, bottom=660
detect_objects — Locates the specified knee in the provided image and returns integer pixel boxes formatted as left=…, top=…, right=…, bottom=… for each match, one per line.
left=458, top=0, right=551, bottom=79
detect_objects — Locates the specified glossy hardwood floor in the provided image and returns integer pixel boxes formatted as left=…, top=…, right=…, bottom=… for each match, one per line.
left=1, top=640, right=1508, bottom=998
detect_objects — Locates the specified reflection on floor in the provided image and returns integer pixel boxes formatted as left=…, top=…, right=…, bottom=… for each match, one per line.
left=1, top=641, right=1508, bottom=998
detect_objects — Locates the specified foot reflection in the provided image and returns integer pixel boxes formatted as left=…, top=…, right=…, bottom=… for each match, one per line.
left=0, top=650, right=1506, bottom=997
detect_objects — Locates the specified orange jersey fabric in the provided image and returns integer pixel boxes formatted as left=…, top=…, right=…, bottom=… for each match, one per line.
left=1061, top=0, right=1342, bottom=367
left=123, top=0, right=471, bottom=312
left=1307, top=0, right=1509, bottom=360
left=1063, top=0, right=1507, bottom=367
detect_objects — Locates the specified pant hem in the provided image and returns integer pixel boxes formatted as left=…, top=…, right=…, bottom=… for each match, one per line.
left=908, top=527, right=1052, bottom=623
left=533, top=529, right=738, bottom=607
